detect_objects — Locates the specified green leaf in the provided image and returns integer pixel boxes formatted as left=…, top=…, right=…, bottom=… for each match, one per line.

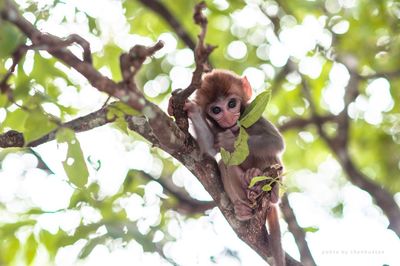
left=303, top=226, right=319, bottom=233
left=116, top=102, right=140, bottom=116
left=240, top=90, right=271, bottom=128
left=220, top=147, right=231, bottom=165
left=261, top=184, right=272, bottom=191
left=248, top=175, right=272, bottom=188
left=0, top=24, right=24, bottom=58
left=0, top=109, right=28, bottom=132
left=220, top=127, right=250, bottom=166
left=108, top=101, right=140, bottom=117
left=331, top=202, right=344, bottom=218
left=23, top=110, right=57, bottom=144
left=0, top=220, right=36, bottom=236
left=229, top=127, right=249, bottom=165
left=114, top=116, right=129, bottom=135
left=25, top=234, right=38, bottom=265
left=4, top=237, right=20, bottom=263
left=56, top=128, right=89, bottom=188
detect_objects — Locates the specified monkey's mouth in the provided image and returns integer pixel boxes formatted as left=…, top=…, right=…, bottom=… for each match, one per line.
left=225, top=123, right=239, bottom=132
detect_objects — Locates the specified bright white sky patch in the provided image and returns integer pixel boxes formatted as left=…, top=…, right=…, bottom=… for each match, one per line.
left=167, top=48, right=194, bottom=67
left=299, top=56, right=324, bottom=79
left=366, top=78, right=394, bottom=112
left=169, top=66, right=192, bottom=90
left=213, top=0, right=229, bottom=10
left=243, top=67, right=266, bottom=92
left=322, top=63, right=350, bottom=114
left=280, top=16, right=324, bottom=59
left=269, top=43, right=289, bottom=67
left=227, top=40, right=248, bottom=60
left=349, top=78, right=393, bottom=125
left=155, top=33, right=178, bottom=58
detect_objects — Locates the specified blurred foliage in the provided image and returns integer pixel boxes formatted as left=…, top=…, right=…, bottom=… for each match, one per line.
left=0, top=0, right=400, bottom=265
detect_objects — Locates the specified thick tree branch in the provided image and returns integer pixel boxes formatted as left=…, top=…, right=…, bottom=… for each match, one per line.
left=0, top=106, right=115, bottom=148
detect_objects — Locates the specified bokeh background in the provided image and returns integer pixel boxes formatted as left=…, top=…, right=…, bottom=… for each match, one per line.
left=0, top=0, right=399, bottom=265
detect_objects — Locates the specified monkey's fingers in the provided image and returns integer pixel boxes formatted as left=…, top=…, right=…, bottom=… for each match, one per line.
left=244, top=168, right=263, bottom=186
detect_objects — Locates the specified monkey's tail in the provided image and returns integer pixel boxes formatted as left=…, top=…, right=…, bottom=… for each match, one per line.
left=267, top=205, right=285, bottom=266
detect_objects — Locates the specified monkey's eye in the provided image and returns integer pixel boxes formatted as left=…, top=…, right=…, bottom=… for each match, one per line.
left=228, top=99, right=237, bottom=108
left=211, top=106, right=222, bottom=115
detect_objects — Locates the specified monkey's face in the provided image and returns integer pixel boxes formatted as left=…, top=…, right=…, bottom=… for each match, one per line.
left=207, top=94, right=242, bottom=129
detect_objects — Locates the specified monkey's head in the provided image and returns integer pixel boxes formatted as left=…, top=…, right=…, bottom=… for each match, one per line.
left=195, top=69, right=252, bottom=129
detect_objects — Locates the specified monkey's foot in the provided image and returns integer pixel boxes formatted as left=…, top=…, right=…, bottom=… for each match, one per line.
left=244, top=168, right=262, bottom=190
left=233, top=202, right=254, bottom=221
left=263, top=164, right=284, bottom=203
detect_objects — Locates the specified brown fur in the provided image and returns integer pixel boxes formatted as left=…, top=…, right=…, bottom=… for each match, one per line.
left=195, top=69, right=251, bottom=108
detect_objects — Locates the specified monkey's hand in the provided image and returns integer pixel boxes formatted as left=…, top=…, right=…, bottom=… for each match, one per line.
left=167, top=97, right=202, bottom=118
left=215, top=130, right=236, bottom=152
left=183, top=100, right=202, bottom=118
left=244, top=168, right=267, bottom=206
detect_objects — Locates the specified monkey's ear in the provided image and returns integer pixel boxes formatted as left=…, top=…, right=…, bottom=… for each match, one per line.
left=242, top=76, right=252, bottom=100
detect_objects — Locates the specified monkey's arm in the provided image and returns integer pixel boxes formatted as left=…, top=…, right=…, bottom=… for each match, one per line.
left=189, top=111, right=217, bottom=156
left=243, top=119, right=285, bottom=204
left=246, top=119, right=285, bottom=164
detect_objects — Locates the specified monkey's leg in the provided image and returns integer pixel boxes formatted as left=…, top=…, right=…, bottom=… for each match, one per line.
left=219, top=163, right=254, bottom=221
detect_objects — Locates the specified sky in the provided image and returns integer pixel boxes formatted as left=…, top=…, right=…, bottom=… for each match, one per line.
left=1, top=0, right=399, bottom=265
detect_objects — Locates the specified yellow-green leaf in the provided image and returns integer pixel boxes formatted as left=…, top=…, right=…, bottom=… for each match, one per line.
left=107, top=101, right=140, bottom=121
left=261, top=184, right=272, bottom=191
left=56, top=128, right=89, bottom=188
left=303, top=226, right=319, bottom=233
left=248, top=175, right=272, bottom=188
left=25, top=234, right=37, bottom=265
left=220, top=147, right=231, bottom=165
left=4, top=237, right=20, bottom=263
left=229, top=127, right=249, bottom=165
left=240, top=90, right=271, bottom=128
left=221, top=127, right=249, bottom=166
left=23, top=110, right=57, bottom=144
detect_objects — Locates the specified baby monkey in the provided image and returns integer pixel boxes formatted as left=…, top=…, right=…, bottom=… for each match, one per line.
left=169, top=69, right=285, bottom=266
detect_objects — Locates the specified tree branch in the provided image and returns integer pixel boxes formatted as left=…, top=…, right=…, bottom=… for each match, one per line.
left=301, top=76, right=400, bottom=237
left=278, top=115, right=338, bottom=133
left=169, top=1, right=216, bottom=133
left=1, top=0, right=186, bottom=154
left=137, top=0, right=196, bottom=50
left=281, top=195, right=316, bottom=266
left=139, top=171, right=216, bottom=215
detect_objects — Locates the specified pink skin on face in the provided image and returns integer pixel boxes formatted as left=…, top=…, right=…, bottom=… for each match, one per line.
left=207, top=95, right=242, bottom=129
